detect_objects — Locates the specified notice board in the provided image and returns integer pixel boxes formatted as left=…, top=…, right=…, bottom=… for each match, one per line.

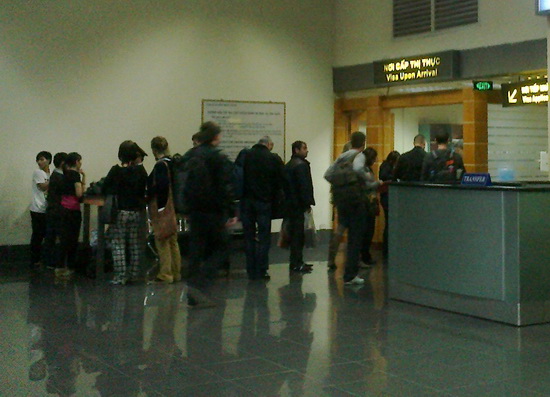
left=202, top=100, right=286, bottom=161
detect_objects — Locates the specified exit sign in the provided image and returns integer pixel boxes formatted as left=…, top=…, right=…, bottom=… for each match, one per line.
left=473, top=81, right=493, bottom=91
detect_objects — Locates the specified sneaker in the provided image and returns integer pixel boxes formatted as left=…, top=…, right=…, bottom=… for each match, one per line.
left=55, top=268, right=73, bottom=278
left=344, top=276, right=365, bottom=285
left=108, top=279, right=126, bottom=286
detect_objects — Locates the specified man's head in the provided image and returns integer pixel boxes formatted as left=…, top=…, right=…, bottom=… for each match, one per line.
left=197, top=121, right=221, bottom=146
left=258, top=136, right=274, bottom=151
left=292, top=140, right=308, bottom=159
left=192, top=132, right=202, bottom=147
left=36, top=151, right=52, bottom=170
left=53, top=152, right=67, bottom=169
left=350, top=131, right=366, bottom=150
left=150, top=136, right=170, bottom=158
left=413, top=134, right=426, bottom=149
left=435, top=131, right=450, bottom=146
left=453, top=139, right=464, bottom=155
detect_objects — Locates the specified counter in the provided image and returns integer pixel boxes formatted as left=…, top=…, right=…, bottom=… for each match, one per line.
left=388, top=182, right=550, bottom=326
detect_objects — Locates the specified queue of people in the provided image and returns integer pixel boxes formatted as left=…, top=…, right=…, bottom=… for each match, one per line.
left=29, top=123, right=464, bottom=287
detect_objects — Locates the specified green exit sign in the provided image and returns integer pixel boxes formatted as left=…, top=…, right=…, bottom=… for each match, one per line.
left=473, top=81, right=493, bottom=91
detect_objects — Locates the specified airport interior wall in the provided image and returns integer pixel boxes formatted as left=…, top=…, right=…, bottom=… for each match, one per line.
left=0, top=0, right=335, bottom=245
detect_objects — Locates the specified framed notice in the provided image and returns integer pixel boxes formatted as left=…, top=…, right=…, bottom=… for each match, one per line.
left=202, top=100, right=286, bottom=161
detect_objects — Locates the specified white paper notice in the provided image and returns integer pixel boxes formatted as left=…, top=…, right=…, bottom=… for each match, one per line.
left=202, top=100, right=286, bottom=161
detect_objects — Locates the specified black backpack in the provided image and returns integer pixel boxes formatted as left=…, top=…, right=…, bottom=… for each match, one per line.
left=431, top=150, right=457, bottom=182
left=171, top=153, right=187, bottom=214
left=181, top=150, right=216, bottom=214
left=325, top=153, right=366, bottom=207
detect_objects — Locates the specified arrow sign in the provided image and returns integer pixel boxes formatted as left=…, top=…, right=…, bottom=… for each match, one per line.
left=508, top=89, right=518, bottom=103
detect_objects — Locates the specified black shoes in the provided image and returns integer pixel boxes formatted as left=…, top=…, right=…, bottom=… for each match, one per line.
left=290, top=263, right=313, bottom=273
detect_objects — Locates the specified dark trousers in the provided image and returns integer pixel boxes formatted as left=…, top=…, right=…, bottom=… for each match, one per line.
left=30, top=211, right=47, bottom=265
left=188, top=211, right=229, bottom=286
left=287, top=208, right=305, bottom=267
left=43, top=211, right=63, bottom=268
left=60, top=209, right=81, bottom=270
left=241, top=198, right=272, bottom=279
left=381, top=193, right=389, bottom=257
left=361, top=214, right=376, bottom=263
left=338, top=203, right=367, bottom=282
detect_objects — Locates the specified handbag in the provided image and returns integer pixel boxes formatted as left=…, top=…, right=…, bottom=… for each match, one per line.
left=149, top=161, right=178, bottom=240
left=99, top=194, right=118, bottom=224
left=304, top=211, right=318, bottom=248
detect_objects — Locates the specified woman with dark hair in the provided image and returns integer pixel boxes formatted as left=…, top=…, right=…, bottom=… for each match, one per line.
left=379, top=151, right=400, bottom=258
left=57, top=152, right=84, bottom=278
left=103, top=141, right=148, bottom=285
left=361, top=147, right=383, bottom=267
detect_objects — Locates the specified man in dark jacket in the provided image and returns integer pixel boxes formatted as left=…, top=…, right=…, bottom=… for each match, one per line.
left=182, top=122, right=237, bottom=285
left=394, top=134, right=427, bottom=182
left=241, top=136, right=284, bottom=280
left=283, top=141, right=315, bottom=272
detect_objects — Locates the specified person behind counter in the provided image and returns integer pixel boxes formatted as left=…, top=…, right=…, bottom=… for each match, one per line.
left=421, top=131, right=465, bottom=183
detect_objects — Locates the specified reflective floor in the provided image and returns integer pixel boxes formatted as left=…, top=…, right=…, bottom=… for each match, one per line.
left=3, top=245, right=550, bottom=396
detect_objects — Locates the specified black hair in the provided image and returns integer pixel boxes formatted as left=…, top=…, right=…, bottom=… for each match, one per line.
left=385, top=150, right=400, bottom=166
left=151, top=136, right=169, bottom=153
left=197, top=121, right=221, bottom=144
left=350, top=131, right=366, bottom=149
left=435, top=131, right=450, bottom=145
left=65, top=152, right=82, bottom=167
left=363, top=147, right=378, bottom=167
left=53, top=152, right=67, bottom=168
left=118, top=141, right=138, bottom=163
left=36, top=151, right=52, bottom=163
left=291, top=140, right=306, bottom=155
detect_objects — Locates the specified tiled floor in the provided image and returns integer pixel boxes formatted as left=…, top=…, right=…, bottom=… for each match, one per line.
left=2, top=244, right=550, bottom=396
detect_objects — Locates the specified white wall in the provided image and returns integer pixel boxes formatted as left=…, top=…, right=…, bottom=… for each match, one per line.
left=488, top=104, right=549, bottom=181
left=334, top=0, right=547, bottom=66
left=0, top=1, right=335, bottom=245
left=392, top=105, right=463, bottom=153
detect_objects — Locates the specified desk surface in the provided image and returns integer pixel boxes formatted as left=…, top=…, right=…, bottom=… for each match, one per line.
left=390, top=181, right=550, bottom=192
left=83, top=196, right=105, bottom=206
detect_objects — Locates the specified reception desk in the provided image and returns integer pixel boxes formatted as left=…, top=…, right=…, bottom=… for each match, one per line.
left=389, top=182, right=550, bottom=326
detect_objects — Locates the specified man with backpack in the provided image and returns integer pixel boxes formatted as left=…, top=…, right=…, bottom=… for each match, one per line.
left=324, top=131, right=372, bottom=285
left=421, top=131, right=465, bottom=183
left=181, top=122, right=237, bottom=286
left=239, top=136, right=284, bottom=280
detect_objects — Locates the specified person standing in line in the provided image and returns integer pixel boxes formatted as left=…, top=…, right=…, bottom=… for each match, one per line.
left=30, top=151, right=52, bottom=270
left=241, top=136, right=284, bottom=280
left=378, top=151, right=399, bottom=259
left=104, top=142, right=148, bottom=285
left=148, top=137, right=181, bottom=284
left=360, top=147, right=383, bottom=267
left=181, top=122, right=237, bottom=286
left=421, top=131, right=465, bottom=182
left=283, top=141, right=315, bottom=273
left=394, top=134, right=427, bottom=182
left=44, top=152, right=67, bottom=270
left=57, top=152, right=85, bottom=278
left=324, top=132, right=372, bottom=284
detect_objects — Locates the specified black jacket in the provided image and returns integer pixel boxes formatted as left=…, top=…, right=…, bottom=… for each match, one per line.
left=147, top=157, right=173, bottom=210
left=105, top=164, right=147, bottom=211
left=394, top=146, right=427, bottom=182
left=243, top=144, right=284, bottom=203
left=283, top=155, right=315, bottom=211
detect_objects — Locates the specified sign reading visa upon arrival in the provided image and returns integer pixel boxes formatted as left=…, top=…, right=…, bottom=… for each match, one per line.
left=501, top=79, right=548, bottom=107
left=373, top=51, right=460, bottom=85
left=461, top=173, right=492, bottom=187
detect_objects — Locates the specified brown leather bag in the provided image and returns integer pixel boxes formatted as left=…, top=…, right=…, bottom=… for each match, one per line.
left=149, top=161, right=177, bottom=240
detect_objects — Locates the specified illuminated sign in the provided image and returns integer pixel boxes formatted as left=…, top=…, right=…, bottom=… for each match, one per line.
left=373, top=51, right=460, bottom=85
left=502, top=79, right=548, bottom=107
left=537, top=0, right=550, bottom=15
left=473, top=81, right=493, bottom=91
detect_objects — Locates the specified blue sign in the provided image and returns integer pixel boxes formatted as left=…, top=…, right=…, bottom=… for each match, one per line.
left=537, top=0, right=550, bottom=15
left=461, top=173, right=492, bottom=186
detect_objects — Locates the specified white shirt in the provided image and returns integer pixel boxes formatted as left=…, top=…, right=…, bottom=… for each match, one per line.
left=30, top=169, right=49, bottom=213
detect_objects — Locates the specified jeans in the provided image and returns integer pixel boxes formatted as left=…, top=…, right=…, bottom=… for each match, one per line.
left=30, top=211, right=47, bottom=265
left=241, top=198, right=272, bottom=279
left=286, top=208, right=305, bottom=267
left=43, top=211, right=63, bottom=268
left=338, top=203, right=367, bottom=281
left=60, top=209, right=81, bottom=270
left=188, top=211, right=229, bottom=286
left=361, top=214, right=376, bottom=263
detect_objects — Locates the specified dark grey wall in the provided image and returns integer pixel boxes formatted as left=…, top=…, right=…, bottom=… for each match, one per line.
left=333, top=39, right=547, bottom=93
